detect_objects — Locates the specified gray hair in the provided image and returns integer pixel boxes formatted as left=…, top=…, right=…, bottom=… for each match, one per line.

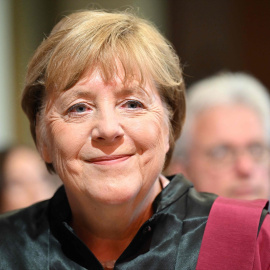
left=173, top=72, right=270, bottom=163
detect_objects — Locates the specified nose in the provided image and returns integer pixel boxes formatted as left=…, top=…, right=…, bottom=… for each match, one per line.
left=91, top=109, right=124, bottom=143
left=233, top=152, right=255, bottom=177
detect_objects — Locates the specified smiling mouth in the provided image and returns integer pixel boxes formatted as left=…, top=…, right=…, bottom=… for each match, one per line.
left=88, top=155, right=131, bottom=165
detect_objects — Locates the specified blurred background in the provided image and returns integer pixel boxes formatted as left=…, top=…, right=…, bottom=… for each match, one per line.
left=1, top=0, right=270, bottom=148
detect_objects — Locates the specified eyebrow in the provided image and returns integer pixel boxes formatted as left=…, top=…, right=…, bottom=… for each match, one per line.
left=64, top=89, right=95, bottom=99
left=64, top=83, right=151, bottom=99
left=117, top=86, right=150, bottom=96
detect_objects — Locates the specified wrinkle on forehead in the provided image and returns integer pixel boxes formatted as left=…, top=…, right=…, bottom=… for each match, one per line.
left=44, top=65, right=158, bottom=115
left=62, top=69, right=159, bottom=109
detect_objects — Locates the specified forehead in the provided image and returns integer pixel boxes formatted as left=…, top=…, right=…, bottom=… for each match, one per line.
left=191, top=104, right=265, bottom=146
left=62, top=68, right=159, bottom=97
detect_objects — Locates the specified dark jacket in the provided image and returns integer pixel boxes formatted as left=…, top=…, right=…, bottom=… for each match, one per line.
left=0, top=175, right=219, bottom=269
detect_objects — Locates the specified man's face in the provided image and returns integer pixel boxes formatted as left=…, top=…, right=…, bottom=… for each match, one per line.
left=185, top=104, right=270, bottom=200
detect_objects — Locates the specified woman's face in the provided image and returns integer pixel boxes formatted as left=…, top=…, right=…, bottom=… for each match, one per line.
left=39, top=69, right=170, bottom=206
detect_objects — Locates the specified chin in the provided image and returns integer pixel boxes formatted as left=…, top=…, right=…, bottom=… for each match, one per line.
left=97, top=195, right=137, bottom=207
left=229, top=192, right=258, bottom=201
left=93, top=186, right=141, bottom=206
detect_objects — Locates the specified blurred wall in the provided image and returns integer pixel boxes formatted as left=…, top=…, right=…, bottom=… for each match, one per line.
left=0, top=1, right=15, bottom=148
left=169, top=0, right=270, bottom=89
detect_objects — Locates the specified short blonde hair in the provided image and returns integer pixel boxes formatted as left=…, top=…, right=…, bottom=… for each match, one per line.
left=21, top=9, right=185, bottom=172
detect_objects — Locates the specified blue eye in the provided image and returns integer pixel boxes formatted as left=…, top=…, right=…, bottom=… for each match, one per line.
left=124, top=100, right=143, bottom=109
left=68, top=103, right=89, bottom=114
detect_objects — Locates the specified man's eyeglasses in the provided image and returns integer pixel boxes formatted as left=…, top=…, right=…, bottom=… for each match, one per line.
left=203, top=143, right=270, bottom=167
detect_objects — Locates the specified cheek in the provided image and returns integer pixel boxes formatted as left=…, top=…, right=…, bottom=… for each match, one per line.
left=130, top=116, right=169, bottom=154
left=253, top=165, right=270, bottom=181
left=47, top=121, right=88, bottom=164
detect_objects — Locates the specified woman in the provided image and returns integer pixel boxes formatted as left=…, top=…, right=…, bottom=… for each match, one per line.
left=0, top=144, right=61, bottom=213
left=0, top=10, right=269, bottom=270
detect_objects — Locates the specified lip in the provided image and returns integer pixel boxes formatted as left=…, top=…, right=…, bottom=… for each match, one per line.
left=87, top=155, right=131, bottom=165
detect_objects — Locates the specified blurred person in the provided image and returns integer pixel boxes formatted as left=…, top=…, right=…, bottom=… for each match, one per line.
left=165, top=72, right=270, bottom=200
left=0, top=10, right=269, bottom=270
left=0, top=145, right=61, bottom=213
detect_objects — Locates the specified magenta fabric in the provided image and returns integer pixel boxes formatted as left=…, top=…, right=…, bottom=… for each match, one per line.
left=255, top=215, right=270, bottom=269
left=196, top=197, right=269, bottom=270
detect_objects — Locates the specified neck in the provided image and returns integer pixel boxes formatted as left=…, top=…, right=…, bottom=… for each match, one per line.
left=71, top=192, right=155, bottom=259
left=67, top=175, right=167, bottom=262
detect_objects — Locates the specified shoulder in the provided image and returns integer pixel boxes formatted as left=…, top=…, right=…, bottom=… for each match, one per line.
left=256, top=213, right=270, bottom=269
left=196, top=197, right=270, bottom=269
left=168, top=174, right=218, bottom=213
left=0, top=200, right=50, bottom=242
left=0, top=201, right=51, bottom=268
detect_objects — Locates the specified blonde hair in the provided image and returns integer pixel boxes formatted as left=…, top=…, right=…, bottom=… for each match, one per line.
left=21, top=9, right=185, bottom=172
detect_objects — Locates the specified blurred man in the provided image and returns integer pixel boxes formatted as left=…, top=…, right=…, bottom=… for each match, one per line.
left=165, top=72, right=270, bottom=200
